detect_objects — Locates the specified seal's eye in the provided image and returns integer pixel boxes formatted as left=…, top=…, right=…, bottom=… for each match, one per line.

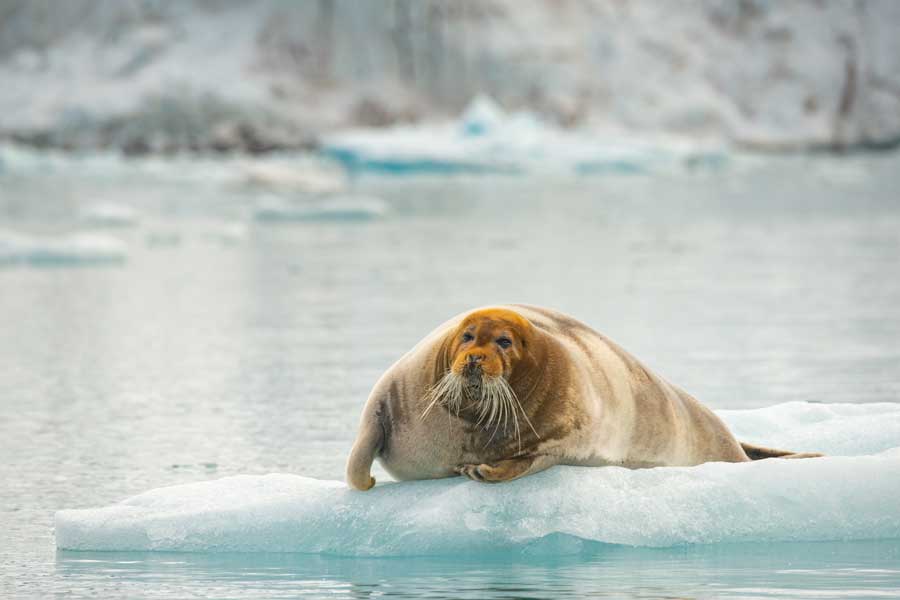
left=496, top=337, right=512, bottom=349
left=462, top=333, right=474, bottom=343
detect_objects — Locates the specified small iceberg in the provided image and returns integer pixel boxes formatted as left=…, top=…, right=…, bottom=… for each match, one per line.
left=253, top=195, right=387, bottom=222
left=144, top=230, right=182, bottom=248
left=198, top=222, right=248, bottom=245
left=80, top=203, right=140, bottom=228
left=239, top=160, right=347, bottom=195
left=55, top=402, right=900, bottom=556
left=0, top=230, right=127, bottom=266
left=321, top=95, right=724, bottom=176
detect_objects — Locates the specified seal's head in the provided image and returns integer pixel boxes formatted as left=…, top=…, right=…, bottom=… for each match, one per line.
left=449, top=308, right=534, bottom=386
left=423, top=308, right=541, bottom=442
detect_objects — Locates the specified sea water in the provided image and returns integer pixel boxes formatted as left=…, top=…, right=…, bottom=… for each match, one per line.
left=2, top=148, right=900, bottom=598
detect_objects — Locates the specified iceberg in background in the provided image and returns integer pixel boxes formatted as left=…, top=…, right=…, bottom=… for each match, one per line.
left=0, top=230, right=127, bottom=266
left=80, top=203, right=141, bottom=228
left=252, top=195, right=388, bottom=223
left=238, top=161, right=347, bottom=195
left=321, top=96, right=726, bottom=176
left=55, top=402, right=900, bottom=555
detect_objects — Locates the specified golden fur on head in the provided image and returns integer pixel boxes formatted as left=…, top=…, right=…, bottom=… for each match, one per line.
left=447, top=308, right=536, bottom=379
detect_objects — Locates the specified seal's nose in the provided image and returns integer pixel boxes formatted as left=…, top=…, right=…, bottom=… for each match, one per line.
left=466, top=353, right=485, bottom=365
left=464, top=353, right=485, bottom=376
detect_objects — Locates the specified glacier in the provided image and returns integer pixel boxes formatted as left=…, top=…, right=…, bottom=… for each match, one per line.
left=55, top=402, right=900, bottom=556
left=2, top=2, right=899, bottom=152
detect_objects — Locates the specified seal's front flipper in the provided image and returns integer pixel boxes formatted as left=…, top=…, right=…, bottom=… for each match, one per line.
left=346, top=406, right=384, bottom=491
left=455, top=454, right=555, bottom=483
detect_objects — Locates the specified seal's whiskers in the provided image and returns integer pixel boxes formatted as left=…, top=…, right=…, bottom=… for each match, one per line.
left=423, top=371, right=537, bottom=451
left=421, top=371, right=464, bottom=419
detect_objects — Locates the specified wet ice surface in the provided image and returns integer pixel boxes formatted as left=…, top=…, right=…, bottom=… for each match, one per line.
left=2, top=149, right=900, bottom=597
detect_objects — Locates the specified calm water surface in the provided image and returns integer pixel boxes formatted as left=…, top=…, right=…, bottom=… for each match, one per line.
left=1, top=151, right=899, bottom=598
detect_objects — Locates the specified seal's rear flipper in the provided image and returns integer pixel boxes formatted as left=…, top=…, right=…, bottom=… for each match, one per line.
left=741, top=442, right=824, bottom=460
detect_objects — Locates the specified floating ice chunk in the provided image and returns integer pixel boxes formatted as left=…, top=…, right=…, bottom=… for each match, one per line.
left=55, top=403, right=900, bottom=555
left=55, top=451, right=900, bottom=555
left=253, top=195, right=387, bottom=222
left=321, top=96, right=723, bottom=176
left=80, top=203, right=140, bottom=227
left=197, top=222, right=247, bottom=245
left=0, top=230, right=127, bottom=266
left=144, top=230, right=182, bottom=248
left=323, top=125, right=515, bottom=175
left=240, top=161, right=347, bottom=194
left=460, top=94, right=506, bottom=137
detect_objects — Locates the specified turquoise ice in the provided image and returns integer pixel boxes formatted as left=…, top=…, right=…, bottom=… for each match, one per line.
left=55, top=402, right=900, bottom=555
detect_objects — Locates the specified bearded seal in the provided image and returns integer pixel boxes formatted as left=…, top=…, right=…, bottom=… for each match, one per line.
left=346, top=305, right=820, bottom=490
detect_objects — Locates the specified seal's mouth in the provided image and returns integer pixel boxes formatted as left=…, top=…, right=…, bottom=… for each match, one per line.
left=421, top=368, right=540, bottom=451
left=463, top=364, right=484, bottom=396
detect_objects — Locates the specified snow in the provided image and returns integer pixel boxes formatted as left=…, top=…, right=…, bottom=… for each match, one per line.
left=55, top=402, right=900, bottom=555
left=721, top=402, right=900, bottom=457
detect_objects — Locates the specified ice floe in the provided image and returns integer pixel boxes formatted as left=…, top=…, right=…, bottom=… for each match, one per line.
left=55, top=402, right=900, bottom=555
left=0, top=230, right=127, bottom=266
left=720, top=401, right=900, bottom=457
left=197, top=222, right=248, bottom=245
left=239, top=161, right=347, bottom=194
left=252, top=195, right=387, bottom=222
left=80, top=203, right=140, bottom=228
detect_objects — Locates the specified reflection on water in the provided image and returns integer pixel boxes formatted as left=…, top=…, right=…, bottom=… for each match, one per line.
left=2, top=151, right=900, bottom=598
left=55, top=541, right=900, bottom=599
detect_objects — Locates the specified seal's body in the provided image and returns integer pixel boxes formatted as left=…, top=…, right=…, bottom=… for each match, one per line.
left=347, top=305, right=818, bottom=490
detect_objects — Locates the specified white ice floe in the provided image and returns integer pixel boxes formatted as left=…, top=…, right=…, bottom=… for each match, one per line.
left=80, top=203, right=140, bottom=228
left=322, top=95, right=725, bottom=176
left=0, top=230, right=127, bottom=266
left=239, top=161, right=347, bottom=195
left=55, top=402, right=900, bottom=555
left=144, top=230, right=182, bottom=247
left=252, top=195, right=387, bottom=222
left=197, top=222, right=247, bottom=245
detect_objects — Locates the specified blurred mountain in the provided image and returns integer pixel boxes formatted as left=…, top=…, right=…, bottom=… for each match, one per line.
left=1, top=0, right=898, bottom=154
